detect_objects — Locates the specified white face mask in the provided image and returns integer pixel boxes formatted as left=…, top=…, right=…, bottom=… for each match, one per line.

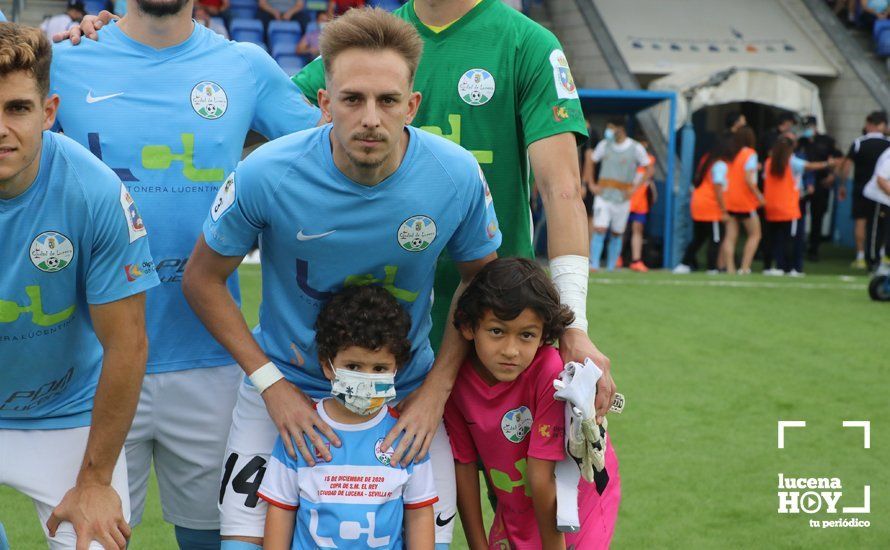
left=329, top=363, right=396, bottom=416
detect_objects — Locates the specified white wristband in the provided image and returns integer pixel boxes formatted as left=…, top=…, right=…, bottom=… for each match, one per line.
left=249, top=362, right=284, bottom=394
left=550, top=254, right=589, bottom=333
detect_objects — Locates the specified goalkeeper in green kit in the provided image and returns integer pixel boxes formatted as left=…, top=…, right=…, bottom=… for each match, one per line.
left=294, top=3, right=619, bottom=546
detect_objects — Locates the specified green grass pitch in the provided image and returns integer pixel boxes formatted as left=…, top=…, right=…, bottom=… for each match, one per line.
left=2, top=250, right=886, bottom=548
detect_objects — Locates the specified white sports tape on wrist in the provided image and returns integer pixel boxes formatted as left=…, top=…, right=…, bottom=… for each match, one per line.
left=550, top=254, right=589, bottom=333
left=249, top=362, right=284, bottom=393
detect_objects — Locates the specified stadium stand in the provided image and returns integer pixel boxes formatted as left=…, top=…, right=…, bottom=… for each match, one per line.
left=267, top=19, right=301, bottom=57
left=228, top=0, right=257, bottom=20
left=229, top=17, right=265, bottom=49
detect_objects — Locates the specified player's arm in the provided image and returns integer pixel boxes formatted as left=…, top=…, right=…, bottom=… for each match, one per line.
left=529, top=135, right=616, bottom=422
left=404, top=505, right=435, bottom=550
left=383, top=253, right=496, bottom=466
left=182, top=237, right=340, bottom=464
left=528, top=457, right=566, bottom=550
left=47, top=293, right=148, bottom=549
left=454, top=462, right=488, bottom=550
left=262, top=506, right=296, bottom=550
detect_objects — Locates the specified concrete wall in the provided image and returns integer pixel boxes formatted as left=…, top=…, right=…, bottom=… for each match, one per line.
left=542, top=0, right=618, bottom=89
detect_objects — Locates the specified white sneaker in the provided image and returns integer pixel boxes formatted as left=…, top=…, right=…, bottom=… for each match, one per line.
left=737, top=268, right=751, bottom=275
left=672, top=264, right=692, bottom=274
left=788, top=270, right=805, bottom=278
left=763, top=268, right=785, bottom=276
left=706, top=269, right=720, bottom=275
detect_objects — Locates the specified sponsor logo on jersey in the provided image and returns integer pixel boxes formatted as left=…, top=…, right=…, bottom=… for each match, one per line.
left=211, top=172, right=236, bottom=222
left=552, top=105, right=569, bottom=122
left=0, top=367, right=74, bottom=412
left=397, top=215, right=437, bottom=252
left=487, top=220, right=498, bottom=239
left=124, top=260, right=156, bottom=282
left=86, top=90, right=124, bottom=104
left=374, top=437, right=395, bottom=466
left=458, top=69, right=495, bottom=106
left=549, top=50, right=578, bottom=99
left=0, top=286, right=75, bottom=327
left=501, top=406, right=532, bottom=443
left=29, top=232, right=74, bottom=273
left=119, top=185, right=148, bottom=243
left=191, top=81, right=228, bottom=120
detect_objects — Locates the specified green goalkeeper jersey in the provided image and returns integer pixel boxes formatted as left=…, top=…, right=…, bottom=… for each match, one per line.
left=293, top=0, right=587, bottom=347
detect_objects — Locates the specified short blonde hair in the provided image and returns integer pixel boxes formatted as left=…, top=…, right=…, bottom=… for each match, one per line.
left=320, top=7, right=424, bottom=84
left=0, top=23, right=52, bottom=97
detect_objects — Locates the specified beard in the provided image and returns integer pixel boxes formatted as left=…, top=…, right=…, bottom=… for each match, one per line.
left=135, top=0, right=190, bottom=17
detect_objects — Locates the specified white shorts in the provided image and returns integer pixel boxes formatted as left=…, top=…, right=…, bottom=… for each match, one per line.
left=0, top=426, right=129, bottom=549
left=219, top=380, right=457, bottom=543
left=593, top=200, right=632, bottom=234
left=127, top=364, right=241, bottom=530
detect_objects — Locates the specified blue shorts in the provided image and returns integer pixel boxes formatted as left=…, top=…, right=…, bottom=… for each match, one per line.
left=628, top=212, right=647, bottom=225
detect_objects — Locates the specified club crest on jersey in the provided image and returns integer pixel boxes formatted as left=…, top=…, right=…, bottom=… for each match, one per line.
left=190, top=81, right=228, bottom=120
left=374, top=438, right=395, bottom=466
left=29, top=231, right=74, bottom=273
left=119, top=184, right=147, bottom=243
left=397, top=215, right=437, bottom=252
left=458, top=69, right=495, bottom=106
left=501, top=406, right=532, bottom=443
left=549, top=50, right=578, bottom=99
left=211, top=172, right=236, bottom=222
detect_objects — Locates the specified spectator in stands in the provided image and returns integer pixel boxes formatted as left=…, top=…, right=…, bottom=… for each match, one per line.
left=859, top=0, right=890, bottom=31
left=722, top=126, right=764, bottom=274
left=296, top=10, right=327, bottom=61
left=797, top=116, right=841, bottom=262
left=328, top=0, right=365, bottom=17
left=40, top=0, right=86, bottom=40
left=258, top=0, right=312, bottom=33
left=197, top=0, right=230, bottom=27
left=194, top=4, right=229, bottom=38
left=675, top=132, right=734, bottom=274
left=842, top=110, right=890, bottom=268
left=627, top=137, right=657, bottom=272
left=834, top=0, right=858, bottom=25
left=725, top=111, right=747, bottom=133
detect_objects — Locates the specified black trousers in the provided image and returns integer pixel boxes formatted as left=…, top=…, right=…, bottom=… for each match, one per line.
left=682, top=220, right=724, bottom=271
left=807, top=187, right=829, bottom=255
left=766, top=220, right=799, bottom=272
left=865, top=203, right=890, bottom=268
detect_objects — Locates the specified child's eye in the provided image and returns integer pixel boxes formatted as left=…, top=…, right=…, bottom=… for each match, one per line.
left=346, top=363, right=361, bottom=370
left=488, top=328, right=503, bottom=336
left=521, top=332, right=537, bottom=340
left=373, top=366, right=389, bottom=373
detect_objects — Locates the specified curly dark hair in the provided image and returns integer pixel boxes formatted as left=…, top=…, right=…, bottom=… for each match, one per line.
left=454, top=258, right=574, bottom=344
left=315, top=285, right=413, bottom=366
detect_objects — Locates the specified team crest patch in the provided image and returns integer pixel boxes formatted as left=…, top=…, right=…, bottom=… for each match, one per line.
left=30, top=231, right=74, bottom=273
left=549, top=50, right=578, bottom=99
left=501, top=406, right=533, bottom=443
left=397, top=215, right=437, bottom=252
left=458, top=69, right=495, bottom=106
left=375, top=438, right=395, bottom=466
left=190, top=81, right=228, bottom=120
left=211, top=172, right=236, bottom=222
left=119, top=185, right=147, bottom=243
left=479, top=165, right=493, bottom=208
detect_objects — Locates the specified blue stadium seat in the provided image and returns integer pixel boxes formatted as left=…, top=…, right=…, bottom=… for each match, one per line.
left=874, top=19, right=890, bottom=42
left=230, top=18, right=265, bottom=48
left=367, top=0, right=401, bottom=11
left=276, top=54, right=305, bottom=75
left=84, top=0, right=107, bottom=15
left=229, top=0, right=258, bottom=20
left=268, top=20, right=302, bottom=54
left=877, top=31, right=890, bottom=57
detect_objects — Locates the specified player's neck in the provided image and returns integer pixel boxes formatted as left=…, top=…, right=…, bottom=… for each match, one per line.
left=0, top=145, right=41, bottom=200
left=332, top=128, right=410, bottom=187
left=323, top=398, right=374, bottom=425
left=117, top=9, right=195, bottom=49
left=414, top=0, right=478, bottom=28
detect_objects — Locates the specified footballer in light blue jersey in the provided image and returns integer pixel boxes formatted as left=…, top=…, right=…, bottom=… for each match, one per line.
left=50, top=21, right=320, bottom=374
left=0, top=131, right=159, bottom=430
left=203, top=124, right=502, bottom=399
left=258, top=402, right=438, bottom=550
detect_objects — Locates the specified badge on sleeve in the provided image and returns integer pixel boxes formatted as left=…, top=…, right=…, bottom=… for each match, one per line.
left=211, top=172, right=236, bottom=222
left=119, top=185, right=147, bottom=243
left=550, top=50, right=578, bottom=99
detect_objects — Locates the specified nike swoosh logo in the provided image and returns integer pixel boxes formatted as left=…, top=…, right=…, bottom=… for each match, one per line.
left=86, top=91, right=124, bottom=104
left=297, top=229, right=336, bottom=241
left=435, top=513, right=456, bottom=527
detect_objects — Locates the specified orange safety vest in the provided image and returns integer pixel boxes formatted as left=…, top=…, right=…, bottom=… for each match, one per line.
left=763, top=158, right=801, bottom=222
left=690, top=161, right=725, bottom=222
left=725, top=147, right=759, bottom=213
left=630, top=154, right=655, bottom=214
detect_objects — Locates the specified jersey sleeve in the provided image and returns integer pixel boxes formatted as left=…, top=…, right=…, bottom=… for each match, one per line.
left=591, top=140, right=607, bottom=163
left=745, top=152, right=759, bottom=172
left=202, top=160, right=267, bottom=257
left=257, top=436, right=301, bottom=510
left=528, top=349, right=567, bottom=462
left=875, top=151, right=890, bottom=179
left=445, top=161, right=502, bottom=262
left=292, top=56, right=326, bottom=108
left=240, top=43, right=321, bottom=138
left=711, top=161, right=729, bottom=187
left=635, top=143, right=651, bottom=166
left=403, top=459, right=439, bottom=509
left=443, top=391, right=479, bottom=464
left=790, top=156, right=807, bottom=177
left=515, top=24, right=587, bottom=147
left=85, top=180, right=159, bottom=304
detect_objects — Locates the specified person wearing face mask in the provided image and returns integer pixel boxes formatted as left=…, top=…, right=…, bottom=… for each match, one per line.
left=258, top=285, right=437, bottom=550
left=796, top=116, right=840, bottom=262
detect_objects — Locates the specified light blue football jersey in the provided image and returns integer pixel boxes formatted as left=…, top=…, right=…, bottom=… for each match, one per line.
left=0, top=10, right=6, bottom=21
left=203, top=125, right=501, bottom=398
left=0, top=132, right=159, bottom=430
left=258, top=402, right=438, bottom=549
left=50, top=21, right=320, bottom=374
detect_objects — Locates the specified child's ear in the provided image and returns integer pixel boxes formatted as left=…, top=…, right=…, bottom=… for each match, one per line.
left=458, top=324, right=476, bottom=341
left=320, top=356, right=335, bottom=381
